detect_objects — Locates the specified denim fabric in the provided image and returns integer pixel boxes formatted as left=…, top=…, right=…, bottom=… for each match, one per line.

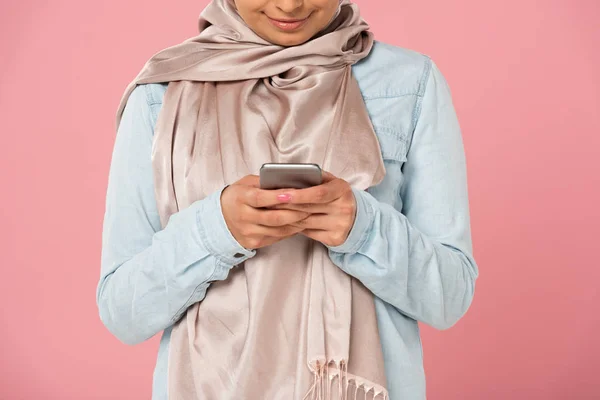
left=97, top=41, right=479, bottom=400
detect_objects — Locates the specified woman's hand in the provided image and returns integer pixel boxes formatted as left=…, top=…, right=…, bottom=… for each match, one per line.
left=220, top=175, right=310, bottom=250
left=268, top=171, right=357, bottom=247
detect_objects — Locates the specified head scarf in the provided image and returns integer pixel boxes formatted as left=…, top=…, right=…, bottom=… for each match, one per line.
left=116, top=1, right=389, bottom=398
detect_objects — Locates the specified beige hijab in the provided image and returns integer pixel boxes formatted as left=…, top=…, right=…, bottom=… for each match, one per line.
left=115, top=0, right=389, bottom=398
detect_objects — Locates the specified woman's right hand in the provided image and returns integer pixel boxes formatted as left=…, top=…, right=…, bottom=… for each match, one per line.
left=220, top=175, right=309, bottom=250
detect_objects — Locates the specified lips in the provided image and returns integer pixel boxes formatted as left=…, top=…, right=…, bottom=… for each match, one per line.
left=267, top=15, right=311, bottom=31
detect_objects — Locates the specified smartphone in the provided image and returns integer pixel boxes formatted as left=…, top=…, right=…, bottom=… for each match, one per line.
left=259, top=163, right=322, bottom=190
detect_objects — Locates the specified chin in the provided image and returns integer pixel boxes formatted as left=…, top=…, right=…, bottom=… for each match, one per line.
left=274, top=37, right=311, bottom=47
left=267, top=31, right=312, bottom=47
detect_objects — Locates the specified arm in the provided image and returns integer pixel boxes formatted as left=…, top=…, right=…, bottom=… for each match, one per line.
left=97, top=84, right=255, bottom=345
left=326, top=60, right=479, bottom=330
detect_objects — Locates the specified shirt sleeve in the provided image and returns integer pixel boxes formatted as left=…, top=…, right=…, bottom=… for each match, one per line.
left=326, top=59, right=479, bottom=330
left=96, top=83, right=256, bottom=345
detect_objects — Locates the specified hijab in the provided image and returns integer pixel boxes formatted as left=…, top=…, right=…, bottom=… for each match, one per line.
left=115, top=1, right=389, bottom=398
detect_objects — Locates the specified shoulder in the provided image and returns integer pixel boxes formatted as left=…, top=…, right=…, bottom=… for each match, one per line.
left=129, top=81, right=168, bottom=108
left=123, top=82, right=169, bottom=130
left=352, top=40, right=433, bottom=100
left=143, top=82, right=169, bottom=106
left=126, top=81, right=168, bottom=106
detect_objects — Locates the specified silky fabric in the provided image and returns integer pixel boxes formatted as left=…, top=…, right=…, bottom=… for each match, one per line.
left=115, top=0, right=388, bottom=398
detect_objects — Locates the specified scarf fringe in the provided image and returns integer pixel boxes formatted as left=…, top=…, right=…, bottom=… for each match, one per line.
left=303, top=359, right=389, bottom=400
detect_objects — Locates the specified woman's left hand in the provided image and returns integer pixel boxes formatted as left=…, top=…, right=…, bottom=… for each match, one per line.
left=268, top=171, right=357, bottom=247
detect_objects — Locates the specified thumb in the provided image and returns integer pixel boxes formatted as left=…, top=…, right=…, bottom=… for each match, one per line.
left=235, top=174, right=260, bottom=187
left=321, top=170, right=336, bottom=183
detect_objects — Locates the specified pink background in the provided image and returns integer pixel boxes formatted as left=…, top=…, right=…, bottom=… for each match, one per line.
left=1, top=0, right=598, bottom=398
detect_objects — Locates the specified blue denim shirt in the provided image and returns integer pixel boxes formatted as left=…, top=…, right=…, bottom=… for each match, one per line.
left=97, top=41, right=479, bottom=400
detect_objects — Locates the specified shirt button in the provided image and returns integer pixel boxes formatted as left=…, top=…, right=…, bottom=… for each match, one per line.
left=233, top=253, right=245, bottom=258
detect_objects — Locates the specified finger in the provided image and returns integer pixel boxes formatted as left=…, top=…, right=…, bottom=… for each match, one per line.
left=252, top=224, right=305, bottom=239
left=320, top=170, right=336, bottom=182
left=245, top=208, right=309, bottom=227
left=286, top=178, right=349, bottom=204
left=289, top=214, right=337, bottom=230
left=242, top=187, right=296, bottom=208
left=298, top=229, right=336, bottom=247
left=267, top=203, right=331, bottom=214
left=233, top=174, right=260, bottom=188
left=300, top=228, right=348, bottom=247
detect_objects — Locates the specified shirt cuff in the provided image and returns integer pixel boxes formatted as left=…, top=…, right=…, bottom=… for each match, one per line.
left=326, top=187, right=375, bottom=254
left=196, top=185, right=256, bottom=266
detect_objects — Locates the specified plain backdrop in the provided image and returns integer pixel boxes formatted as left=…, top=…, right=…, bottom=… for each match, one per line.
left=1, top=0, right=599, bottom=399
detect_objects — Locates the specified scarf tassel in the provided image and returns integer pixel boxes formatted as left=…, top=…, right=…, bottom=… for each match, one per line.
left=303, top=360, right=389, bottom=400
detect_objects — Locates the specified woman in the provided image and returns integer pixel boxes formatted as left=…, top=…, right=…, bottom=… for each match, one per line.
left=97, top=0, right=479, bottom=399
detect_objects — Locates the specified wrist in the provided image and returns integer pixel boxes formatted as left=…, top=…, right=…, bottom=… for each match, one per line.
left=199, top=185, right=256, bottom=265
left=327, top=187, right=374, bottom=254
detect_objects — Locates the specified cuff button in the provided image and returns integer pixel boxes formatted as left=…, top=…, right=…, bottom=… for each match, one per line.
left=233, top=253, right=244, bottom=258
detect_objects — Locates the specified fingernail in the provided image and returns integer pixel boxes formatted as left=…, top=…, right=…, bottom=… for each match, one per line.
left=277, top=193, right=292, bottom=202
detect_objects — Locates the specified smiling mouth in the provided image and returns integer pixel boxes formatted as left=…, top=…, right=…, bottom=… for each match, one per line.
left=266, top=14, right=312, bottom=32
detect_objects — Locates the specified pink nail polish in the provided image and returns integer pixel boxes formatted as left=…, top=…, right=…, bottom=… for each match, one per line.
left=277, top=194, right=292, bottom=202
